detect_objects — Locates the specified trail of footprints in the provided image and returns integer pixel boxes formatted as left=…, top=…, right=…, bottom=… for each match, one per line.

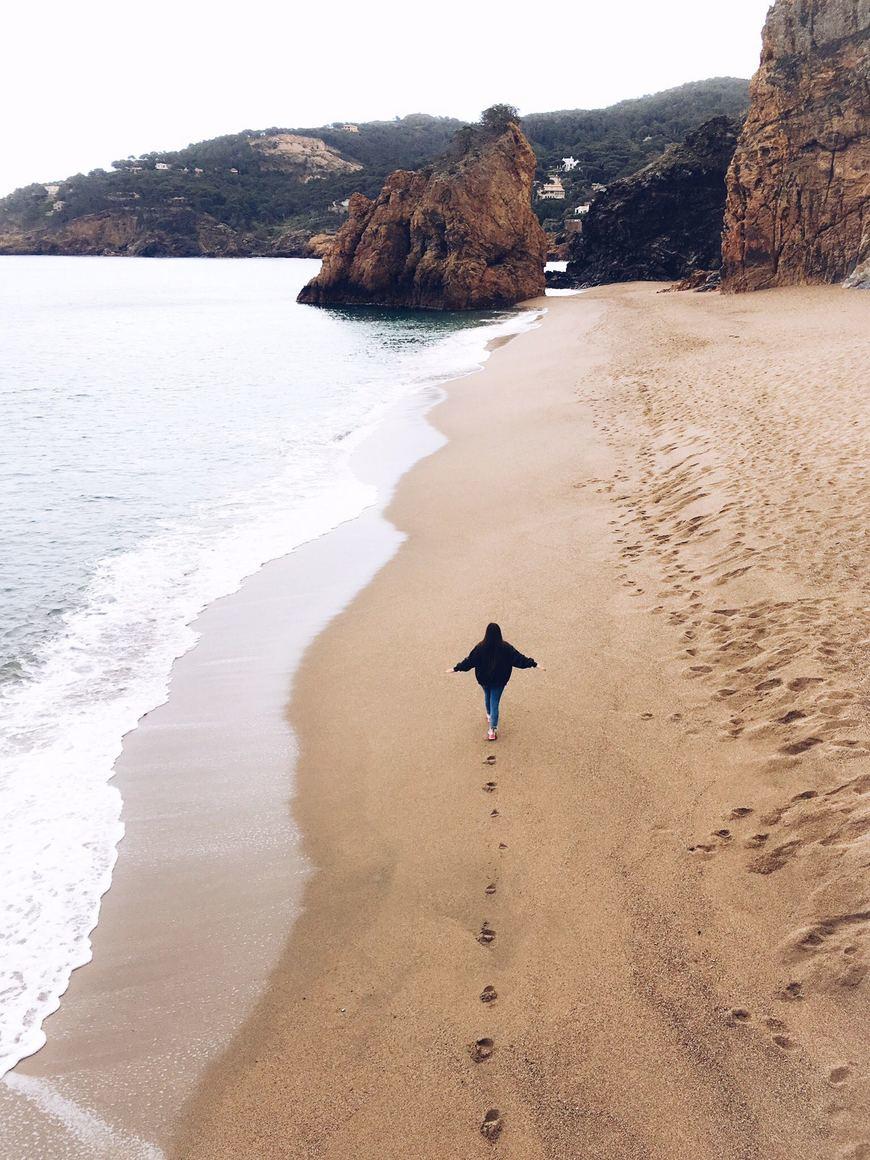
left=471, top=756, right=505, bottom=1144
left=722, top=1001, right=862, bottom=1127
left=685, top=774, right=870, bottom=994
left=723, top=1004, right=859, bottom=1093
left=581, top=316, right=868, bottom=777
left=578, top=307, right=869, bottom=1151
left=580, top=312, right=869, bottom=980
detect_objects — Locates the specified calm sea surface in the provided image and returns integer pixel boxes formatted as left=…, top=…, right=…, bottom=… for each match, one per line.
left=0, top=256, right=537, bottom=1076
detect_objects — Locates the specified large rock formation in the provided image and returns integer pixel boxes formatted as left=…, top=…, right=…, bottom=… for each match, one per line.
left=560, top=117, right=741, bottom=287
left=721, top=0, right=869, bottom=290
left=297, top=120, right=547, bottom=310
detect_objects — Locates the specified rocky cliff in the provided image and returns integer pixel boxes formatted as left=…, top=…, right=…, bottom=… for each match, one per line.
left=297, top=120, right=547, bottom=310
left=0, top=209, right=328, bottom=258
left=721, top=0, right=869, bottom=290
left=560, top=117, right=740, bottom=287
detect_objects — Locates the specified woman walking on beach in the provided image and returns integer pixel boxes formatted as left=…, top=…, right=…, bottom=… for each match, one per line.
left=451, top=623, right=537, bottom=741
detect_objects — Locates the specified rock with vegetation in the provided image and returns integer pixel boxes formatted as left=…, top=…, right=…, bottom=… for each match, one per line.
left=560, top=116, right=741, bottom=286
left=297, top=108, right=548, bottom=310
left=721, top=0, right=869, bottom=291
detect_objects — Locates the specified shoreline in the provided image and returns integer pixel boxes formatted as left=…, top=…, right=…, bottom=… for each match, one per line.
left=0, top=305, right=539, bottom=1157
left=174, top=283, right=868, bottom=1159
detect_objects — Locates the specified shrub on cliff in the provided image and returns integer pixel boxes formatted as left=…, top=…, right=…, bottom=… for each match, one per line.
left=481, top=104, right=521, bottom=133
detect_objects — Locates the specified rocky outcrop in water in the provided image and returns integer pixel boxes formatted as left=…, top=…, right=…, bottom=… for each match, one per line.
left=721, top=0, right=870, bottom=291
left=558, top=117, right=740, bottom=287
left=297, top=119, right=547, bottom=309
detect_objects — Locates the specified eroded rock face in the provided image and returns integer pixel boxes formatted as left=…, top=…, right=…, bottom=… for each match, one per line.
left=562, top=117, right=741, bottom=287
left=250, top=134, right=362, bottom=181
left=721, top=0, right=870, bottom=291
left=297, top=122, right=547, bottom=310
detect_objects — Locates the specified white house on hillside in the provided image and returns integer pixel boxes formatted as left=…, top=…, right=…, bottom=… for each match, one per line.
left=155, top=162, right=171, bottom=171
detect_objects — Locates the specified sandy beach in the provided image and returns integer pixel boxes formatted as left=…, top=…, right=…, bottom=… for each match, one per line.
left=165, top=283, right=868, bottom=1159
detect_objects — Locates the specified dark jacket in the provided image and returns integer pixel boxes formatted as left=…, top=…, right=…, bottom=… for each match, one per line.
left=454, top=641, right=537, bottom=688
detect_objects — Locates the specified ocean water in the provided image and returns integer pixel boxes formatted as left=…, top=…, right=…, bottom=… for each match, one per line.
left=0, top=256, right=540, bottom=1077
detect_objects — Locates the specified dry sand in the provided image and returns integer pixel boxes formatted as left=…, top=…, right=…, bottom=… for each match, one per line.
left=174, top=284, right=869, bottom=1160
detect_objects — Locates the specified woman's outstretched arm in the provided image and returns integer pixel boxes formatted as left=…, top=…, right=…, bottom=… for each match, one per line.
left=453, top=646, right=478, bottom=672
left=509, top=646, right=537, bottom=669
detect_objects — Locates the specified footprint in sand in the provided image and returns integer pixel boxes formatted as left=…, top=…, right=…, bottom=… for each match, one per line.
left=748, top=838, right=802, bottom=875
left=469, top=1037, right=494, bottom=1063
left=490, top=808, right=500, bottom=818
left=483, top=781, right=497, bottom=793
left=480, top=985, right=497, bottom=1003
left=745, top=832, right=769, bottom=848
left=829, top=1065, right=852, bottom=1085
left=485, top=883, right=496, bottom=896
left=483, top=755, right=496, bottom=766
left=481, top=1109, right=503, bottom=1142
left=729, top=807, right=754, bottom=820
left=724, top=1007, right=751, bottom=1026
left=477, top=922, right=496, bottom=945
left=763, top=1016, right=786, bottom=1031
left=781, top=981, right=805, bottom=1002
left=777, top=709, right=807, bottom=724
left=788, top=677, right=824, bottom=691
left=498, top=842, right=508, bottom=851
left=780, top=736, right=824, bottom=756
left=773, top=1034, right=797, bottom=1050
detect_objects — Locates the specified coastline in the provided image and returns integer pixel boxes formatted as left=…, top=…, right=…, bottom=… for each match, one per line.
left=174, top=284, right=868, bottom=1159
left=0, top=307, right=538, bottom=1157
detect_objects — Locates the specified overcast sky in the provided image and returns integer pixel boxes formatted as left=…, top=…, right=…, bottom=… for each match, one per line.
left=1, top=0, right=771, bottom=196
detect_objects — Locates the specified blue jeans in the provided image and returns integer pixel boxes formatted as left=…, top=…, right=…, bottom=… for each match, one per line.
left=484, top=685, right=505, bottom=729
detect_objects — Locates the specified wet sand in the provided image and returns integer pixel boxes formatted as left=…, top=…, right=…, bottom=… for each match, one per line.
left=168, top=283, right=868, bottom=1159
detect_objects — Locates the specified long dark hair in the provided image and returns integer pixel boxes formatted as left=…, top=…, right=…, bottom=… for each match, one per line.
left=478, top=622, right=504, bottom=680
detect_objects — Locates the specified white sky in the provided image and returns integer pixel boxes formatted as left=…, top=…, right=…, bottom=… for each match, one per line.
left=1, top=0, right=771, bottom=196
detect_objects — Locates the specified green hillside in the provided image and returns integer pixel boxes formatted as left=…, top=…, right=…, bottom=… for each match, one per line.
left=0, top=79, right=749, bottom=256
